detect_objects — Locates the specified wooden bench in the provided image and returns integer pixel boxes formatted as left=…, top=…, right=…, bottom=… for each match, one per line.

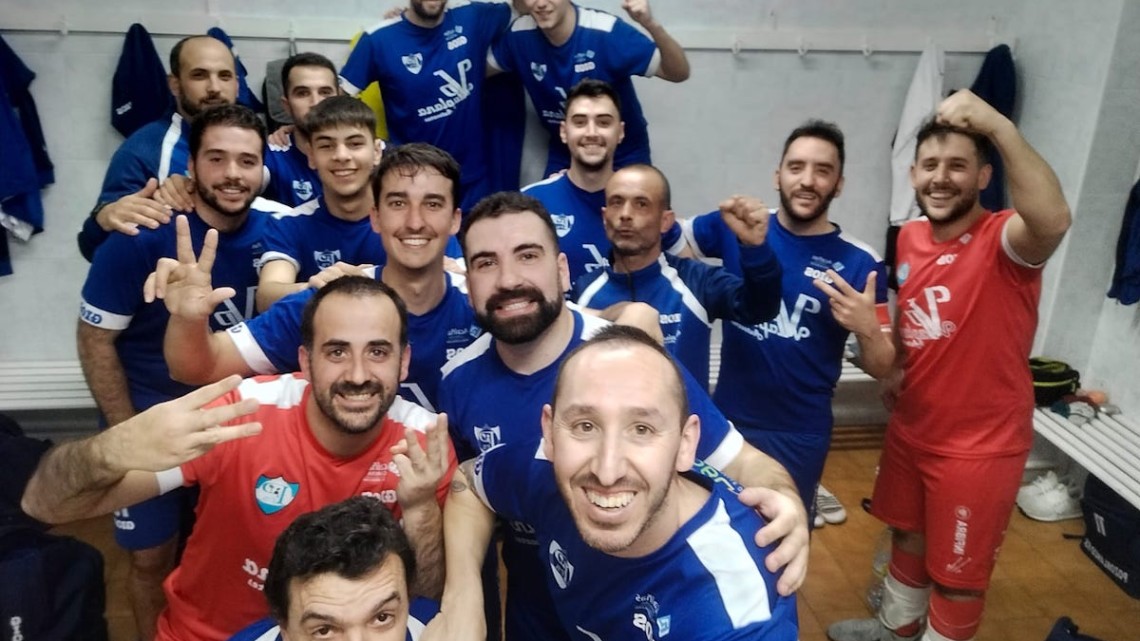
left=1033, top=407, right=1140, bottom=510
left=0, top=360, right=95, bottom=411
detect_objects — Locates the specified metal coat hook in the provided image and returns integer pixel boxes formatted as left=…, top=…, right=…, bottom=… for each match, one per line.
left=731, top=34, right=742, bottom=57
left=797, top=36, right=808, bottom=57
left=288, top=20, right=297, bottom=46
left=59, top=15, right=69, bottom=37
left=861, top=35, right=873, bottom=58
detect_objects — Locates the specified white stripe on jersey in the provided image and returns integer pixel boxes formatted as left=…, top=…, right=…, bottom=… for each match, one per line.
left=659, top=256, right=712, bottom=327
left=702, top=425, right=743, bottom=472
left=79, top=299, right=133, bottom=330
left=1000, top=215, right=1044, bottom=268
left=440, top=332, right=494, bottom=378
left=686, top=498, right=773, bottom=627
left=238, top=374, right=308, bottom=407
left=387, top=396, right=440, bottom=432
left=644, top=48, right=662, bottom=78
left=836, top=229, right=885, bottom=263
left=257, top=251, right=301, bottom=272
left=227, top=322, right=278, bottom=374
left=252, top=196, right=295, bottom=215
left=270, top=198, right=321, bottom=220
left=574, top=273, right=610, bottom=308
left=577, top=8, right=618, bottom=32
left=509, top=15, right=539, bottom=32
left=521, top=173, right=563, bottom=192
left=157, top=113, right=183, bottom=181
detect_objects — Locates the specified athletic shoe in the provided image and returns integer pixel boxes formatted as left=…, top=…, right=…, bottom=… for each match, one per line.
left=817, top=485, right=848, bottom=524
left=826, top=618, right=919, bottom=641
left=814, top=510, right=825, bottom=528
left=1017, top=473, right=1082, bottom=521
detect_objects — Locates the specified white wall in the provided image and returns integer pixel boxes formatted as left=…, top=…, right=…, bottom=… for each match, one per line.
left=6, top=0, right=1140, bottom=420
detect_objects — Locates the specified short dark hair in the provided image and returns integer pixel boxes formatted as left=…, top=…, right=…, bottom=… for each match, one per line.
left=782, top=119, right=846, bottom=174
left=553, top=325, right=689, bottom=419
left=297, top=95, right=377, bottom=139
left=281, top=52, right=339, bottom=93
left=459, top=192, right=561, bottom=258
left=614, top=164, right=672, bottom=210
left=299, top=276, right=409, bottom=350
left=188, top=104, right=267, bottom=160
left=565, top=78, right=622, bottom=114
left=263, top=496, right=416, bottom=624
left=914, top=118, right=993, bottom=166
left=373, top=143, right=461, bottom=208
left=169, top=35, right=234, bottom=77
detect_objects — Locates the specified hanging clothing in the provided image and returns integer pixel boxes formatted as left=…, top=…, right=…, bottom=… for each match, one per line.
left=112, top=23, right=174, bottom=138
left=1108, top=179, right=1140, bottom=305
left=970, top=44, right=1017, bottom=211
left=890, top=42, right=944, bottom=225
left=0, top=34, right=54, bottom=276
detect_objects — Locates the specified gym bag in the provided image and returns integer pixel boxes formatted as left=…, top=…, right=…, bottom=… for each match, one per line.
left=1080, top=474, right=1140, bottom=598
left=1030, top=357, right=1080, bottom=406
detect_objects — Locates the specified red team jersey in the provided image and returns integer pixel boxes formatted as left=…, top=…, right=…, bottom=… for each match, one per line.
left=891, top=210, right=1042, bottom=458
left=154, top=374, right=456, bottom=641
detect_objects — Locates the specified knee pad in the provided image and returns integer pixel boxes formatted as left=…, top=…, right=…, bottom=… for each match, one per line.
left=889, top=539, right=931, bottom=587
left=879, top=573, right=931, bottom=631
left=927, top=590, right=984, bottom=641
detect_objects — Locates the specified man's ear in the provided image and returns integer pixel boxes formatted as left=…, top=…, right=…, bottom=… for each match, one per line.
left=559, top=121, right=569, bottom=145
left=298, top=345, right=312, bottom=382
left=977, top=163, right=993, bottom=191
left=541, top=404, right=555, bottom=461
left=676, top=414, right=699, bottom=472
left=168, top=74, right=180, bottom=100
left=660, top=209, right=675, bottom=234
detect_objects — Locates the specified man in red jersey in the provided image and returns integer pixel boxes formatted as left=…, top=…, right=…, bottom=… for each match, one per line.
left=22, top=276, right=455, bottom=641
left=829, top=89, right=1071, bottom=641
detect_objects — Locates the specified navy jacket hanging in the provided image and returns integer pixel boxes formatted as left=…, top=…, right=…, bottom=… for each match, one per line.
left=970, top=44, right=1016, bottom=211
left=112, top=23, right=174, bottom=138
left=1108, top=179, right=1140, bottom=305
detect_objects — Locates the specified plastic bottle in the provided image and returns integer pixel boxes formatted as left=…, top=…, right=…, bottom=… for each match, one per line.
left=865, top=527, right=892, bottom=611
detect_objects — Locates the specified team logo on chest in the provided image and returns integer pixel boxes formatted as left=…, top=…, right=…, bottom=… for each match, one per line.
left=550, top=213, right=574, bottom=237
left=549, top=539, right=574, bottom=589
left=633, top=594, right=670, bottom=640
left=573, top=50, right=596, bottom=74
left=292, top=179, right=314, bottom=201
left=402, top=52, right=424, bottom=74
left=531, top=62, right=547, bottom=81
left=314, top=249, right=341, bottom=270
left=254, top=475, right=300, bottom=515
left=474, top=424, right=501, bottom=451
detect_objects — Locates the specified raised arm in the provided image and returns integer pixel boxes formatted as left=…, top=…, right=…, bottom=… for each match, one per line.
left=623, top=0, right=690, bottom=82
left=256, top=259, right=306, bottom=312
left=392, top=415, right=456, bottom=599
left=813, top=269, right=895, bottom=379
left=936, top=89, right=1071, bottom=265
left=21, top=376, right=260, bottom=524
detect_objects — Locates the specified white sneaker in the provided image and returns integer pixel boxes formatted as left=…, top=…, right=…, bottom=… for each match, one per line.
left=1017, top=473, right=1082, bottom=522
left=827, top=618, right=920, bottom=641
left=817, top=485, right=848, bottom=524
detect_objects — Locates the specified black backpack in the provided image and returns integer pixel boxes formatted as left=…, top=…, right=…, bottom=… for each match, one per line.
left=0, top=415, right=109, bottom=641
left=1029, top=357, right=1081, bottom=406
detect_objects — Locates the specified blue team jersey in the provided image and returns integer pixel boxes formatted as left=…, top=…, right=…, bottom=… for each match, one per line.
left=340, top=1, right=513, bottom=211
left=681, top=213, right=888, bottom=435
left=262, top=132, right=320, bottom=207
left=437, top=307, right=745, bottom=641
left=473, top=442, right=799, bottom=641
left=228, top=270, right=476, bottom=412
left=80, top=210, right=268, bottom=410
left=522, top=173, right=608, bottom=287
left=573, top=247, right=782, bottom=389
left=261, top=198, right=388, bottom=280
left=79, top=112, right=191, bottom=260
left=489, top=5, right=659, bottom=174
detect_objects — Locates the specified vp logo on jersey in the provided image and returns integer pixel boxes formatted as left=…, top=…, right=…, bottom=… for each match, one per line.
left=549, top=539, right=574, bottom=589
left=531, top=62, right=547, bottom=81
left=551, top=214, right=575, bottom=237
left=402, top=52, right=424, bottom=74
left=255, top=475, right=300, bottom=514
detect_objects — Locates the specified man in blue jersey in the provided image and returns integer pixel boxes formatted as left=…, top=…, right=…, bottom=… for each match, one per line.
left=78, top=35, right=238, bottom=261
left=573, top=164, right=783, bottom=388
left=523, top=78, right=619, bottom=287
left=261, top=52, right=340, bottom=208
left=78, top=104, right=269, bottom=641
left=150, top=143, right=475, bottom=413
left=437, top=191, right=807, bottom=641
left=257, top=96, right=386, bottom=310
left=672, top=121, right=894, bottom=514
left=340, top=0, right=523, bottom=212
left=428, top=325, right=798, bottom=641
left=489, top=0, right=689, bottom=175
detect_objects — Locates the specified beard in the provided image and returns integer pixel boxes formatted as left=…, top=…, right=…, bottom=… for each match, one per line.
left=311, top=378, right=396, bottom=436
left=475, top=285, right=563, bottom=345
left=178, top=92, right=228, bottom=118
left=778, top=185, right=837, bottom=224
left=409, top=0, right=446, bottom=21
left=569, top=140, right=611, bottom=173
left=915, top=186, right=978, bottom=228
left=559, top=470, right=668, bottom=555
left=196, top=180, right=256, bottom=218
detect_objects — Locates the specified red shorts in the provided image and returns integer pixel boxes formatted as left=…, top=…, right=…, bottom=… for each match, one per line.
left=871, top=430, right=1028, bottom=590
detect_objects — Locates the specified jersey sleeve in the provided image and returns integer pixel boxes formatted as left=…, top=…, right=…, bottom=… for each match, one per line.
left=487, top=26, right=518, bottom=74
left=79, top=139, right=162, bottom=261
left=228, top=288, right=312, bottom=373
left=339, top=32, right=379, bottom=96
left=435, top=373, right=481, bottom=462
left=681, top=362, right=743, bottom=470
left=259, top=217, right=302, bottom=271
left=677, top=245, right=781, bottom=325
left=470, top=440, right=546, bottom=522
left=476, top=1, right=514, bottom=36
left=79, top=232, right=155, bottom=330
left=606, top=17, right=659, bottom=77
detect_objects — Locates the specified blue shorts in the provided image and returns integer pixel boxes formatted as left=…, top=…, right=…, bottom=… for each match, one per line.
left=113, top=485, right=196, bottom=550
left=735, top=426, right=831, bottom=515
